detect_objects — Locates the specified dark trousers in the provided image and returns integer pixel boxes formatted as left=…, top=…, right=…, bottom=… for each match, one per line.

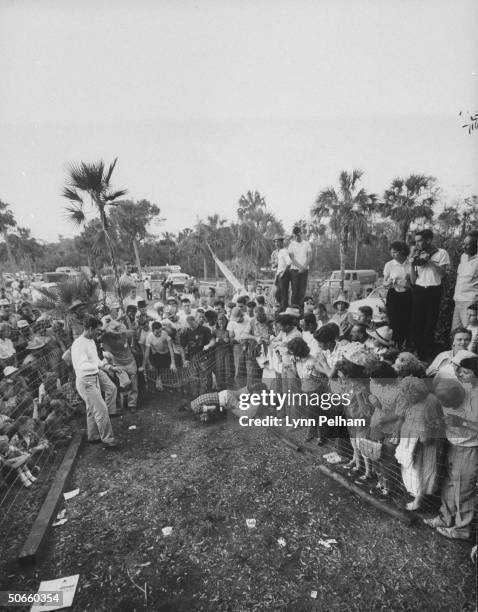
left=386, top=288, right=412, bottom=348
left=290, top=270, right=308, bottom=308
left=277, top=271, right=290, bottom=311
left=411, top=285, right=442, bottom=359
left=146, top=289, right=152, bottom=301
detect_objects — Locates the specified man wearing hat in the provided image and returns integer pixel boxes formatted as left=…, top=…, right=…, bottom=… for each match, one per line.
left=330, top=294, right=352, bottom=339
left=273, top=234, right=292, bottom=312
left=288, top=226, right=312, bottom=309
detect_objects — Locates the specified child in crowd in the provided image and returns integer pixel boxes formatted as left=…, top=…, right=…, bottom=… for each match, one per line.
left=329, top=295, right=351, bottom=339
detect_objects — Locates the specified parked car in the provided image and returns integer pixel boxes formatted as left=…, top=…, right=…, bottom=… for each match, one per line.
left=320, top=269, right=377, bottom=302
left=348, top=286, right=388, bottom=322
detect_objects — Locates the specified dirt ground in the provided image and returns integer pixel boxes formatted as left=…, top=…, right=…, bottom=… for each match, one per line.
left=1, top=394, right=476, bottom=612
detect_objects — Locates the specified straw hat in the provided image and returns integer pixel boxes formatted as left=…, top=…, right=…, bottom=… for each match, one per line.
left=366, top=326, right=394, bottom=347
left=17, top=320, right=30, bottom=329
left=332, top=294, right=349, bottom=309
left=277, top=307, right=301, bottom=319
left=26, top=336, right=51, bottom=351
left=0, top=299, right=10, bottom=307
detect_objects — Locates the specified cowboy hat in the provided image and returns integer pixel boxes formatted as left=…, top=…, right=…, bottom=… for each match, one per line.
left=332, top=294, right=349, bottom=309
left=26, top=336, right=51, bottom=351
left=68, top=299, right=86, bottom=311
left=3, top=365, right=18, bottom=377
left=366, top=326, right=394, bottom=347
left=277, top=307, right=301, bottom=319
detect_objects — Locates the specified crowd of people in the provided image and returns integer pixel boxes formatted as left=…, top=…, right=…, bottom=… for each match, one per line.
left=0, top=226, right=477, bottom=546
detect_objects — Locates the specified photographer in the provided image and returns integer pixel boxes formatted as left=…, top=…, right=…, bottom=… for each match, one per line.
left=409, top=229, right=450, bottom=360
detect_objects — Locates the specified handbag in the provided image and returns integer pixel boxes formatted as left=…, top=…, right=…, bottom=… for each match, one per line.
left=358, top=437, right=383, bottom=461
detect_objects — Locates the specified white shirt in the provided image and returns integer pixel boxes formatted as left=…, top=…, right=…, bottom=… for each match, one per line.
left=383, top=259, right=411, bottom=292
left=442, top=387, right=478, bottom=447
left=467, top=325, right=478, bottom=351
left=453, top=253, right=478, bottom=302
left=227, top=319, right=252, bottom=341
left=288, top=240, right=312, bottom=271
left=426, top=350, right=456, bottom=379
left=143, top=279, right=151, bottom=290
left=71, top=335, right=102, bottom=377
left=276, top=248, right=292, bottom=276
left=177, top=309, right=196, bottom=329
left=415, top=248, right=450, bottom=287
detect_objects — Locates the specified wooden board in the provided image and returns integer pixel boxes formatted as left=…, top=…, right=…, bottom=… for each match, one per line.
left=18, top=430, right=84, bottom=565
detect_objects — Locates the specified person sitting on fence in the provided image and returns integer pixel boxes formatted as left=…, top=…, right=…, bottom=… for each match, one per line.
left=0, top=434, right=37, bottom=488
left=0, top=366, right=32, bottom=420
left=9, top=413, right=49, bottom=456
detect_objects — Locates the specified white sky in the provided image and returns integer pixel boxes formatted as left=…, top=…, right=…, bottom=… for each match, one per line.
left=0, top=0, right=477, bottom=241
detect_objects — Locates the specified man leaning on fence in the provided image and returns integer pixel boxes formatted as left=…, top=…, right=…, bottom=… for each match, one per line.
left=71, top=315, right=119, bottom=449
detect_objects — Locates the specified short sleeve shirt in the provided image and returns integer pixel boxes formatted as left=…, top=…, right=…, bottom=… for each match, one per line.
left=415, top=248, right=450, bottom=287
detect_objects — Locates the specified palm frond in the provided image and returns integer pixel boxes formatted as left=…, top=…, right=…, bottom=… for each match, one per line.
left=104, top=157, right=118, bottom=186
left=62, top=187, right=84, bottom=204
left=104, top=189, right=128, bottom=202
left=65, top=204, right=86, bottom=227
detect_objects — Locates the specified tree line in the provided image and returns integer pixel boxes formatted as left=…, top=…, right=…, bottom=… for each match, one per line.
left=1, top=161, right=477, bottom=289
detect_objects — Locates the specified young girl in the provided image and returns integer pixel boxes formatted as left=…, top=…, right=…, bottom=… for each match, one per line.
left=287, top=337, right=328, bottom=443
left=329, top=295, right=351, bottom=339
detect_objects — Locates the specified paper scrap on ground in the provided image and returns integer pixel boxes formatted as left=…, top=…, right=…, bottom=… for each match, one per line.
left=246, top=519, right=256, bottom=529
left=277, top=538, right=286, bottom=547
left=170, top=454, right=177, bottom=458
left=56, top=509, right=66, bottom=520
left=98, top=491, right=108, bottom=497
left=63, top=488, right=79, bottom=500
left=323, top=452, right=343, bottom=464
left=318, top=539, right=338, bottom=548
left=128, top=425, right=137, bottom=430
left=162, top=526, right=173, bottom=536
left=30, top=574, right=79, bottom=612
left=137, top=562, right=151, bottom=567
left=311, top=591, right=318, bottom=599
left=52, top=518, right=68, bottom=527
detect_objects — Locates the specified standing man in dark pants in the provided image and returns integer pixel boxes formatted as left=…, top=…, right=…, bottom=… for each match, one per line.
left=273, top=235, right=291, bottom=312
left=288, top=226, right=312, bottom=310
left=410, top=229, right=450, bottom=360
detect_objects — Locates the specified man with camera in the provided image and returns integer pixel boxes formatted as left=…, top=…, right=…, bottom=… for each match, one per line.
left=410, top=229, right=450, bottom=360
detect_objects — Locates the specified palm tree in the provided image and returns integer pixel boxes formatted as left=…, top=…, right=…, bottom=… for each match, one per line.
left=234, top=190, right=284, bottom=272
left=109, top=199, right=161, bottom=280
left=379, top=174, right=437, bottom=242
left=312, top=170, right=376, bottom=291
left=34, top=272, right=106, bottom=317
left=62, top=158, right=127, bottom=305
left=0, top=199, right=17, bottom=272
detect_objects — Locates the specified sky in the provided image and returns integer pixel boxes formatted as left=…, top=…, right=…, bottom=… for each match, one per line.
left=0, top=0, right=477, bottom=242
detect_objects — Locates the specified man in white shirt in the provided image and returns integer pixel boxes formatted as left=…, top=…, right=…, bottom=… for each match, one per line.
left=273, top=235, right=292, bottom=312
left=410, top=229, right=450, bottom=360
left=288, top=226, right=312, bottom=310
left=71, top=315, right=118, bottom=448
left=452, top=233, right=478, bottom=328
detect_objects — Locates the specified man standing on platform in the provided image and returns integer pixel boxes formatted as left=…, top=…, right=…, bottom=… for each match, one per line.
left=288, top=226, right=312, bottom=309
left=272, top=235, right=292, bottom=312
left=452, top=232, right=478, bottom=329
